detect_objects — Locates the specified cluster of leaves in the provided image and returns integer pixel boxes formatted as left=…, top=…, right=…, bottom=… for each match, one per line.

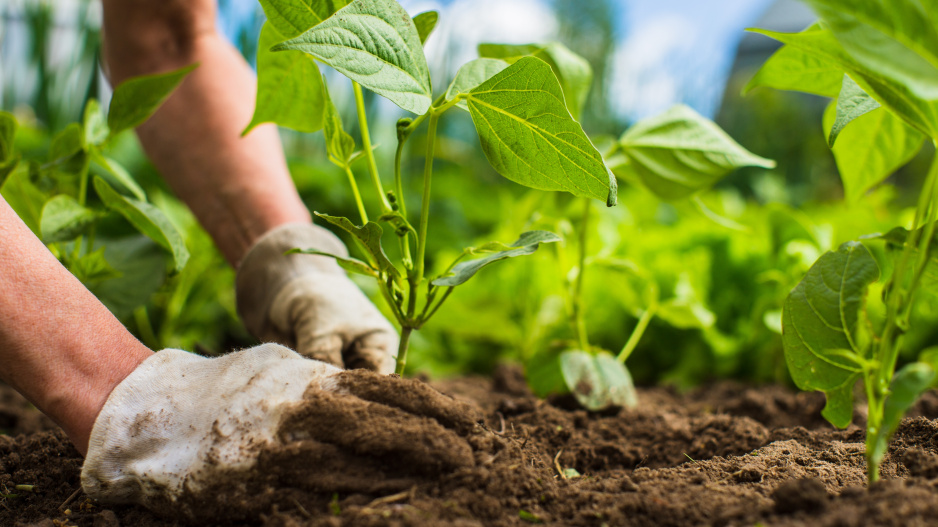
left=747, top=0, right=938, bottom=482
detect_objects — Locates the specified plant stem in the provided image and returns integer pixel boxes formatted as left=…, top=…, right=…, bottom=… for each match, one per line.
left=396, top=325, right=413, bottom=375
left=618, top=303, right=656, bottom=363
left=352, top=81, right=391, bottom=213
left=414, top=112, right=440, bottom=286
left=343, top=165, right=368, bottom=224
left=572, top=198, right=591, bottom=351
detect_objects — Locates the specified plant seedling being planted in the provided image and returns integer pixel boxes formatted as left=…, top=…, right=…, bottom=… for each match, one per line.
left=247, top=0, right=617, bottom=374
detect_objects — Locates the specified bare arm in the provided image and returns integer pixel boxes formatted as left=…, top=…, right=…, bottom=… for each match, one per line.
left=100, top=0, right=311, bottom=266
left=0, top=196, right=152, bottom=455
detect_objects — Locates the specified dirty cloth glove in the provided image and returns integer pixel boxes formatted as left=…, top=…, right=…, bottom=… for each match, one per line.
left=81, top=345, right=477, bottom=519
left=236, top=223, right=398, bottom=373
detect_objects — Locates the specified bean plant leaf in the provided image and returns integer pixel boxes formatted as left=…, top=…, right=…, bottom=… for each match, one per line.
left=829, top=75, right=881, bottom=147
left=464, top=57, right=617, bottom=206
left=93, top=177, right=189, bottom=272
left=656, top=299, right=715, bottom=329
left=313, top=213, right=401, bottom=280
left=258, top=0, right=348, bottom=38
left=40, top=195, right=97, bottom=243
left=273, top=0, right=432, bottom=115
left=88, top=235, right=167, bottom=319
left=479, top=42, right=593, bottom=120
left=877, top=226, right=938, bottom=296
left=560, top=350, right=638, bottom=411
left=822, top=99, right=923, bottom=202
left=1, top=164, right=45, bottom=235
left=89, top=151, right=147, bottom=202
left=742, top=26, right=844, bottom=98
left=431, top=230, right=561, bottom=287
left=69, top=247, right=122, bottom=286
left=82, top=99, right=109, bottom=147
left=614, top=104, right=776, bottom=201
left=444, top=58, right=510, bottom=108
left=108, top=64, right=198, bottom=136
left=287, top=248, right=378, bottom=278
left=244, top=23, right=325, bottom=135
left=413, top=11, right=438, bottom=44
left=782, top=241, right=880, bottom=428
left=49, top=124, right=84, bottom=164
left=0, top=111, right=17, bottom=162
left=321, top=76, right=355, bottom=166
left=869, top=362, right=936, bottom=471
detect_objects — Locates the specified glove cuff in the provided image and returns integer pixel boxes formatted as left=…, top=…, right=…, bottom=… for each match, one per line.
left=236, top=223, right=349, bottom=344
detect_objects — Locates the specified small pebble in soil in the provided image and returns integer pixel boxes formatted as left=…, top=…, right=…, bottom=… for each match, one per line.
left=772, top=477, right=829, bottom=513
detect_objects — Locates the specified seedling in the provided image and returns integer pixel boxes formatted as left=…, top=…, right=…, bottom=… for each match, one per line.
left=249, top=0, right=618, bottom=374
left=748, top=0, right=938, bottom=482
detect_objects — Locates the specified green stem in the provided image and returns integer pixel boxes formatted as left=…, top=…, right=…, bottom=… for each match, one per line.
left=618, top=303, right=657, bottom=364
left=343, top=165, right=368, bottom=224
left=414, top=112, right=440, bottom=286
left=419, top=286, right=453, bottom=324
left=393, top=126, right=414, bottom=271
left=395, top=325, right=414, bottom=375
left=352, top=82, right=391, bottom=213
left=572, top=198, right=591, bottom=351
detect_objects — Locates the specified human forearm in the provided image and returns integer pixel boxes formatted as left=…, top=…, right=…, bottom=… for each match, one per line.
left=101, top=0, right=311, bottom=266
left=0, top=197, right=152, bottom=455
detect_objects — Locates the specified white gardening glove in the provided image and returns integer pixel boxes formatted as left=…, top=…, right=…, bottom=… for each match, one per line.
left=81, top=345, right=477, bottom=519
left=236, top=223, right=398, bottom=373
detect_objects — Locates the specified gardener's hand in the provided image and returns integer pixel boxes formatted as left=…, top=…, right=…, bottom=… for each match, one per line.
left=236, top=223, right=398, bottom=373
left=81, top=345, right=478, bottom=518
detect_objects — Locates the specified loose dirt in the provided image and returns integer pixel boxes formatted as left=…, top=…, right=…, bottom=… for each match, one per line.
left=3, top=366, right=938, bottom=526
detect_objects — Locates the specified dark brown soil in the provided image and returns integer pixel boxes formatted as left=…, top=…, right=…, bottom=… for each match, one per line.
left=4, top=366, right=938, bottom=527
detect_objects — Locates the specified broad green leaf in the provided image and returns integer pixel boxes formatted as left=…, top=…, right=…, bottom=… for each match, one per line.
left=286, top=248, right=378, bottom=278
left=560, top=350, right=638, bottom=410
left=273, top=0, right=432, bottom=115
left=244, top=23, right=325, bottom=135
left=615, top=104, right=776, bottom=201
left=69, top=247, right=122, bottom=286
left=750, top=26, right=938, bottom=138
left=444, top=58, right=510, bottom=108
left=413, top=11, right=438, bottom=45
left=479, top=42, right=593, bottom=121
left=321, top=75, right=355, bottom=166
left=829, top=75, right=881, bottom=146
left=656, top=299, right=715, bottom=330
left=782, top=241, right=880, bottom=428
left=49, top=123, right=84, bottom=163
left=0, top=111, right=16, bottom=162
left=431, top=230, right=561, bottom=287
left=82, top=98, right=109, bottom=147
left=88, top=235, right=167, bottom=319
left=464, top=57, right=617, bottom=206
left=877, top=226, right=938, bottom=296
left=40, top=195, right=97, bottom=243
left=108, top=64, right=198, bottom=136
left=313, top=213, right=400, bottom=280
left=258, top=0, right=348, bottom=39
left=1, top=163, right=45, bottom=235
left=822, top=99, right=922, bottom=202
left=89, top=151, right=147, bottom=202
left=742, top=31, right=844, bottom=97
left=870, top=362, right=936, bottom=471
left=93, top=177, right=189, bottom=272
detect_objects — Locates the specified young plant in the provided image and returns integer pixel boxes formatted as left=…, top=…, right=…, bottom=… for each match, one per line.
left=747, top=0, right=938, bottom=482
left=247, top=0, right=617, bottom=374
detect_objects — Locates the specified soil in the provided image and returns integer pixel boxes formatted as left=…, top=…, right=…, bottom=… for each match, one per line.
left=4, top=366, right=938, bottom=527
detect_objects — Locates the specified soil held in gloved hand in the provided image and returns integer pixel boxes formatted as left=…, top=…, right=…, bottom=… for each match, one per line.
left=80, top=345, right=480, bottom=521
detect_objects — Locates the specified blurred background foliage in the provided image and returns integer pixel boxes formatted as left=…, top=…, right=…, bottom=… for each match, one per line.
left=2, top=0, right=936, bottom=389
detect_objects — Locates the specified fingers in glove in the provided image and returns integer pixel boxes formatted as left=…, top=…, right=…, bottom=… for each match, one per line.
left=278, top=390, right=474, bottom=473
left=343, top=330, right=397, bottom=374
left=333, top=370, right=482, bottom=434
left=295, top=331, right=344, bottom=368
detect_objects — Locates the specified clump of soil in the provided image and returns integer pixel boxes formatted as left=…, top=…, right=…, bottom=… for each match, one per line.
left=4, top=367, right=938, bottom=526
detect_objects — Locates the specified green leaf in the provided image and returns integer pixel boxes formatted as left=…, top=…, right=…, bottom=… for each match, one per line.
left=107, top=64, right=198, bottom=136
left=321, top=76, right=355, bottom=166
left=656, top=299, right=715, bottom=330
left=313, top=212, right=400, bottom=280
left=286, top=248, right=378, bottom=278
left=519, top=510, right=543, bottom=524
left=444, top=58, right=510, bottom=108
left=244, top=23, right=325, bottom=135
left=93, top=177, right=189, bottom=272
left=877, top=226, right=938, bottom=296
left=478, top=42, right=593, bottom=121
left=273, top=0, right=432, bottom=115
left=829, top=75, right=881, bottom=146
left=782, top=241, right=880, bottom=428
left=258, top=0, right=348, bottom=39
left=615, top=104, right=776, bottom=201
left=870, top=362, right=936, bottom=471
left=0, top=111, right=17, bottom=162
left=822, top=99, right=922, bottom=202
left=1, top=163, right=45, bottom=235
left=464, top=57, right=617, bottom=206
left=431, top=230, right=561, bottom=287
left=82, top=99, right=109, bottom=147
left=742, top=28, right=844, bottom=97
left=40, top=195, right=97, bottom=243
left=89, top=151, right=147, bottom=202
left=87, top=235, right=168, bottom=319
left=49, top=123, right=84, bottom=164
left=413, top=11, right=438, bottom=45
left=560, top=350, right=638, bottom=411
left=69, top=247, right=122, bottom=286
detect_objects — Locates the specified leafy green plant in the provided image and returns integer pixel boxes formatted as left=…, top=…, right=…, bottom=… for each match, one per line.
left=249, top=0, right=620, bottom=374
left=0, top=66, right=195, bottom=316
left=747, top=0, right=938, bottom=482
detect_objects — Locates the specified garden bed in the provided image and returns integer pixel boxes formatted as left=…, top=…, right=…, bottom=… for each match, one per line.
left=3, top=368, right=938, bottom=526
